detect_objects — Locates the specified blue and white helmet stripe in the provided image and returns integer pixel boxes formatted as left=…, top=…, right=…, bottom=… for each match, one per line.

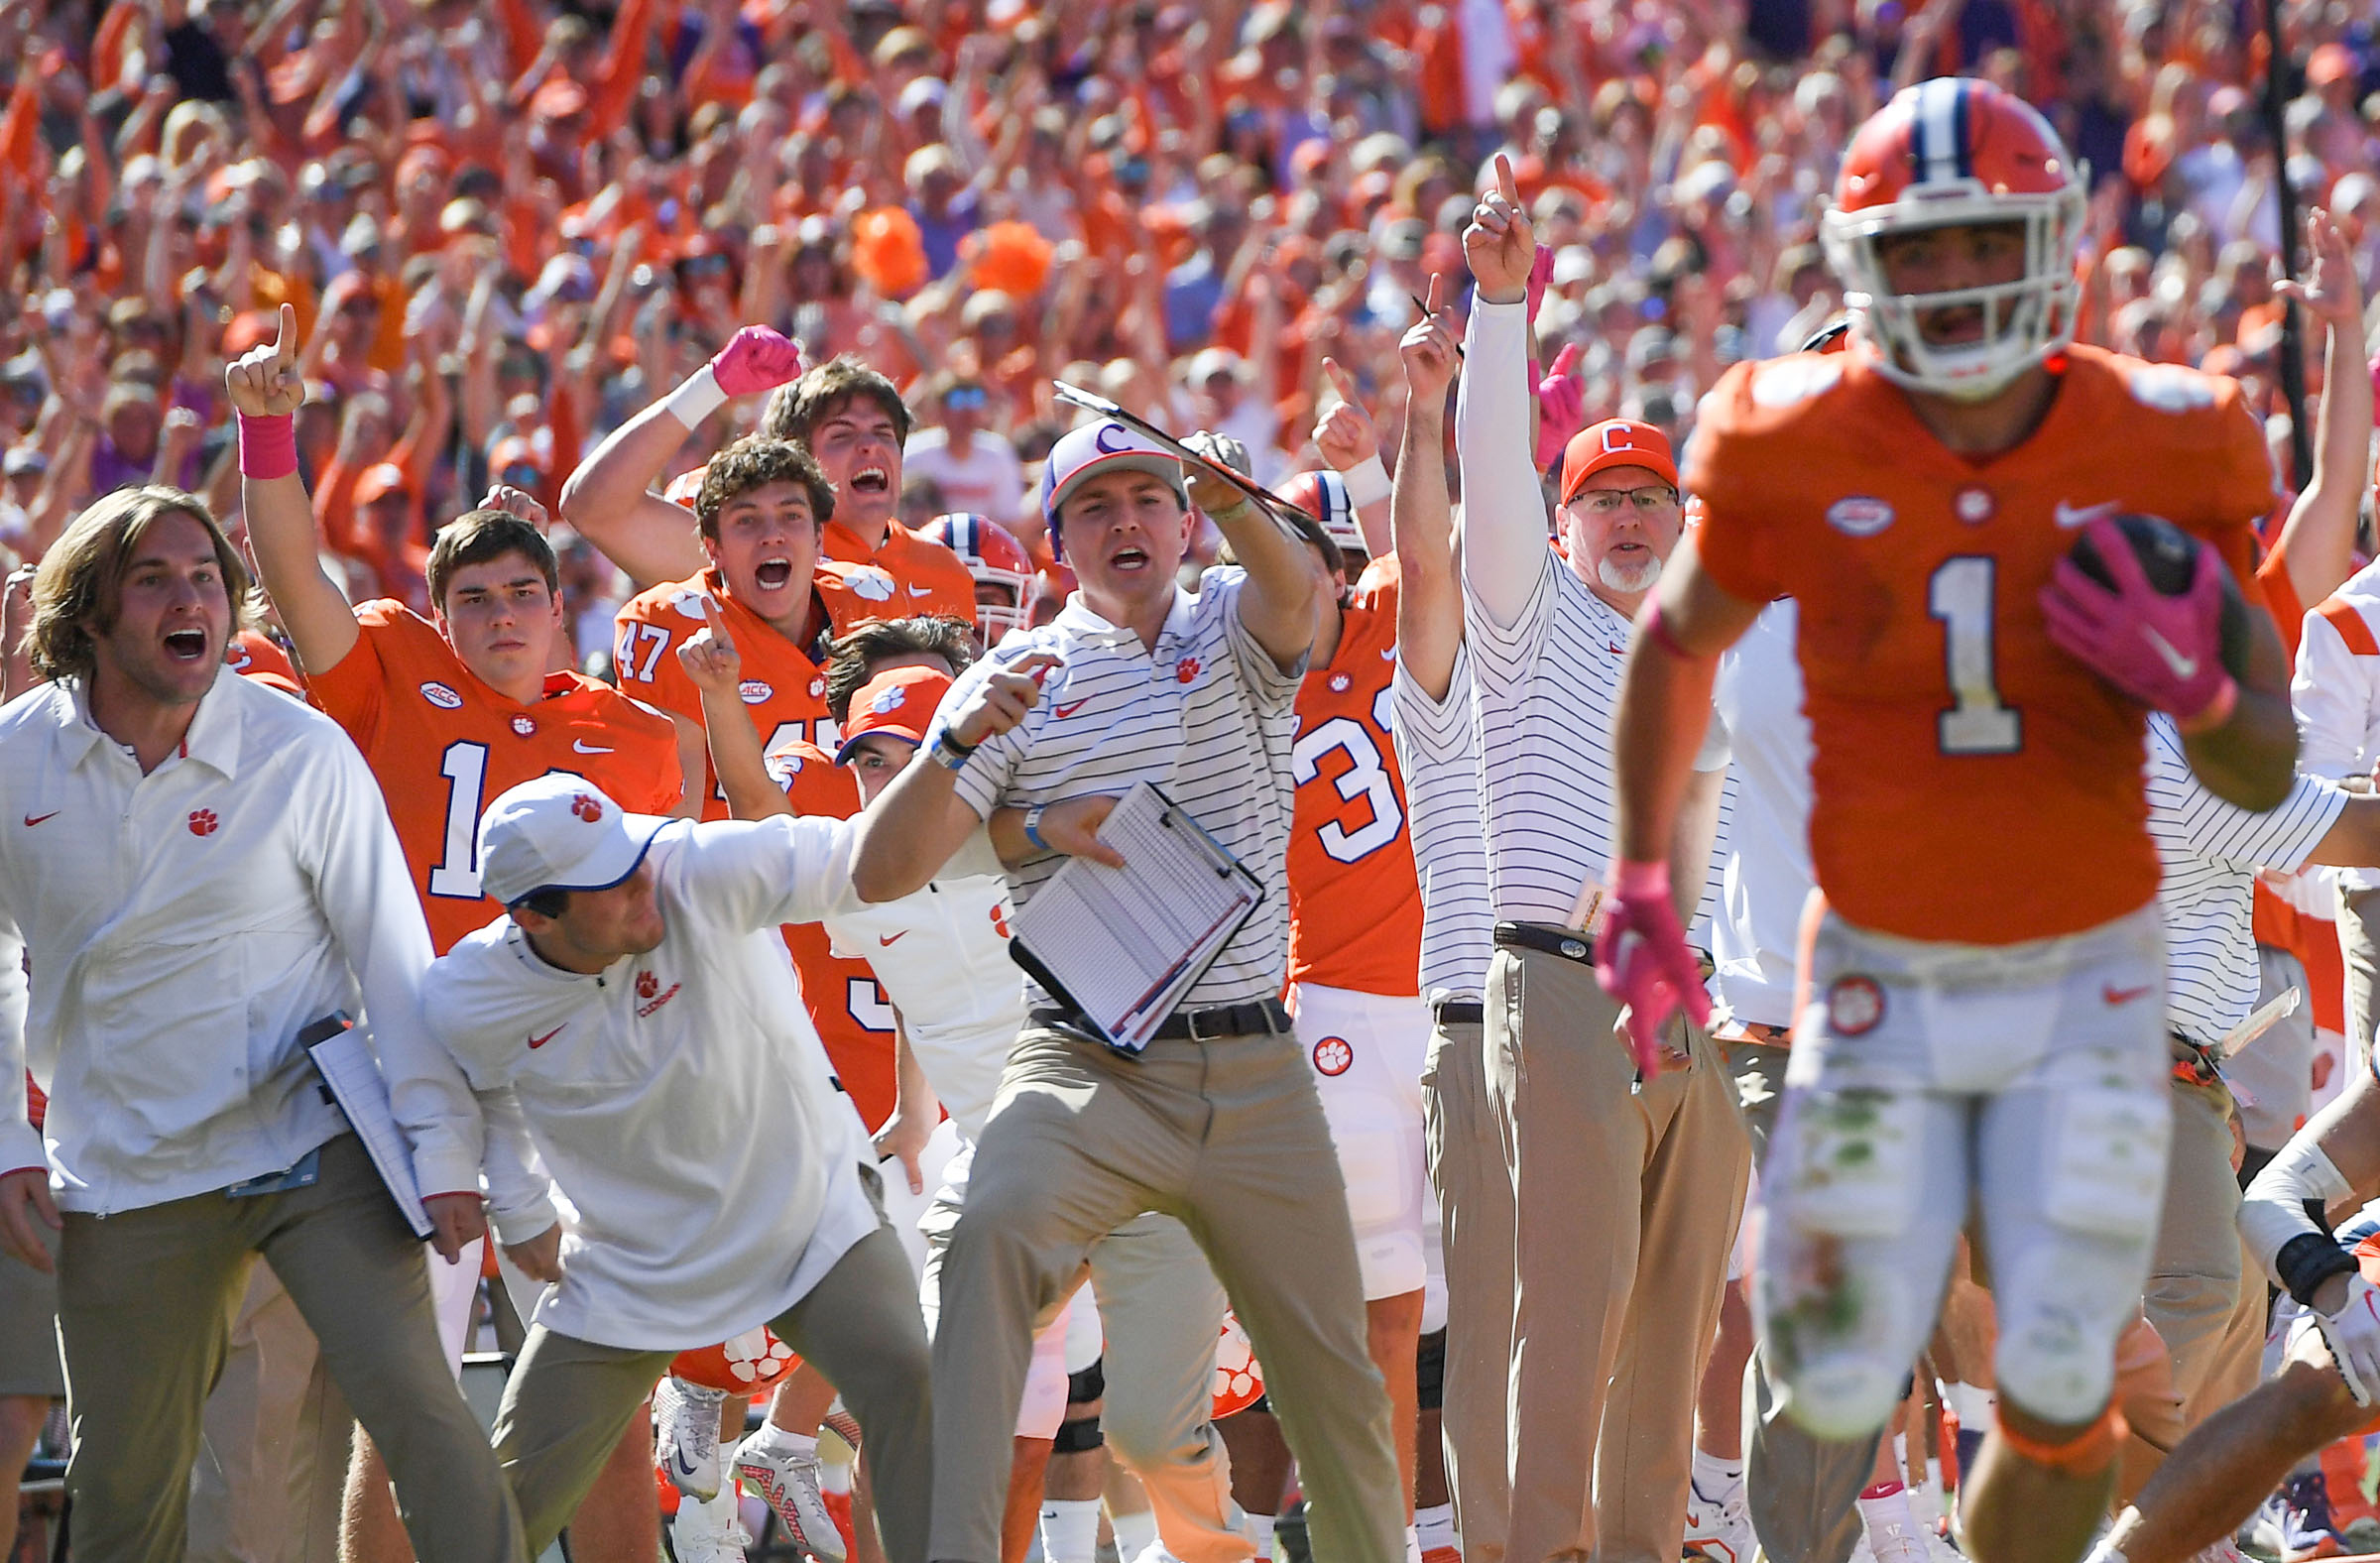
left=1909, top=76, right=1972, bottom=187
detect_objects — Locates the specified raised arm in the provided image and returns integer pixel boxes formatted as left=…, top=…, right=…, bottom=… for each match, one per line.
left=557, top=325, right=804, bottom=589
left=851, top=654, right=1057, bottom=902
left=677, top=598, right=792, bottom=822
left=1457, top=156, right=1553, bottom=631
left=1195, top=454, right=1316, bottom=669
left=2269, top=208, right=2371, bottom=609
left=1392, top=277, right=1463, bottom=698
left=228, top=303, right=361, bottom=673
left=1314, top=357, right=1393, bottom=559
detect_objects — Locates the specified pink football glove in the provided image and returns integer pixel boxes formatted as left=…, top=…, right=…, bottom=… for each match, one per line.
left=1593, top=860, right=1711, bottom=1075
left=1524, top=242, right=1554, bottom=327
left=709, top=325, right=805, bottom=398
left=1535, top=341, right=1587, bottom=472
left=2040, top=517, right=2234, bottom=730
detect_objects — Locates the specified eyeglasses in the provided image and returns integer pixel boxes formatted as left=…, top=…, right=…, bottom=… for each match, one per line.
left=1573, top=485, right=1680, bottom=515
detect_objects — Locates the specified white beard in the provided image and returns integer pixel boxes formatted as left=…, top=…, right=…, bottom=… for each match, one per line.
left=1597, top=554, right=1663, bottom=595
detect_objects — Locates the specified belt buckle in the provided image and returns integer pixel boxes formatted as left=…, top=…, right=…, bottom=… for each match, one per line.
left=1185, top=1007, right=1226, bottom=1042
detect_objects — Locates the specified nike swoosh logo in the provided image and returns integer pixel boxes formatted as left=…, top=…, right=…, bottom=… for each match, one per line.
left=1380, top=647, right=1396, bottom=660
left=2140, top=628, right=2199, bottom=680
left=21, top=812, right=56, bottom=827
left=2101, top=984, right=2151, bottom=1006
left=2055, top=499, right=2120, bottom=530
left=1053, top=699, right=1090, bottom=718
left=572, top=741, right=613, bottom=755
left=879, top=932, right=907, bottom=947
left=529, top=1025, right=563, bottom=1048
left=908, top=584, right=935, bottom=596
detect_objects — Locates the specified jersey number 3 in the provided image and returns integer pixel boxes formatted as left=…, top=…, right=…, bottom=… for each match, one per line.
left=1293, top=716, right=1403, bottom=863
left=1928, top=557, right=2022, bottom=756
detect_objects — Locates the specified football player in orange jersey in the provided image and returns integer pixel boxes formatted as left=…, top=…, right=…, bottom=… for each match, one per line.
left=230, top=305, right=682, bottom=1563
left=764, top=358, right=979, bottom=624
left=1583, top=82, right=2299, bottom=1563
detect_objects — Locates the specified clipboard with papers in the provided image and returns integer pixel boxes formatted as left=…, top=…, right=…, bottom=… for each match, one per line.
left=303, top=1013, right=435, bottom=1241
left=1008, top=782, right=1265, bottom=1054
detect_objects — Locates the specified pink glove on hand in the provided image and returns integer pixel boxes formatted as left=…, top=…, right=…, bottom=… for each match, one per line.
left=1534, top=342, right=1586, bottom=472
left=1593, top=860, right=1712, bottom=1075
left=2040, top=517, right=2235, bottom=731
left=710, top=325, right=805, bottom=398
left=1525, top=242, right=1554, bottom=327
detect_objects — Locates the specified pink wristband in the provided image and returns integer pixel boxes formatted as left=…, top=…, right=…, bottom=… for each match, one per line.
left=237, top=413, right=298, bottom=481
left=1609, top=859, right=1672, bottom=900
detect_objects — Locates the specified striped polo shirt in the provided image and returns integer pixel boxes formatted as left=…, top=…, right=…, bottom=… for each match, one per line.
left=2145, top=715, right=2345, bottom=1046
left=936, top=567, right=1304, bottom=1010
left=1390, top=646, right=1494, bottom=1005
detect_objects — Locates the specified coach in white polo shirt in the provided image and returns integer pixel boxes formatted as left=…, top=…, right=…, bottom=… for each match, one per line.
left=1459, top=163, right=1747, bottom=1563
left=1382, top=297, right=1506, bottom=1563
left=853, top=419, right=1404, bottom=1563
left=420, top=773, right=935, bottom=1560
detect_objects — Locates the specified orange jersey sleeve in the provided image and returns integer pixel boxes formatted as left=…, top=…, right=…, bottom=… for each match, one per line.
left=614, top=569, right=839, bottom=819
left=308, top=601, right=685, bottom=951
left=1687, top=345, right=2276, bottom=945
left=1286, top=588, right=1423, bottom=995
left=819, top=525, right=979, bottom=626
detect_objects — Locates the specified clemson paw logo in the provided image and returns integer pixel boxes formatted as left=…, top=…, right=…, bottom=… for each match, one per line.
left=847, top=568, right=896, bottom=602
left=570, top=794, right=603, bottom=823
left=1311, top=1036, right=1353, bottom=1076
left=1175, top=656, right=1201, bottom=685
left=1827, top=976, right=1885, bottom=1037
left=637, top=971, right=659, bottom=1000
left=511, top=715, right=536, bottom=737
left=1328, top=672, right=1351, bottom=692
left=869, top=684, right=907, bottom=714
left=187, top=809, right=218, bottom=837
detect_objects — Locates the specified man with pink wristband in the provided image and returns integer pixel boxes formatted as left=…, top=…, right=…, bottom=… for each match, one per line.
left=1600, top=79, right=2299, bottom=1563
left=1455, top=154, right=1749, bottom=1563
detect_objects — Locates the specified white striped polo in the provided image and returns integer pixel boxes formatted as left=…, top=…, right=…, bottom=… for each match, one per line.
left=2145, top=715, right=2345, bottom=1046
left=935, top=567, right=1304, bottom=1010
left=1390, top=645, right=1494, bottom=1005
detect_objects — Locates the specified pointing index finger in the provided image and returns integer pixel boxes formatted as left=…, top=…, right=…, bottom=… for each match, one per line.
left=275, top=301, right=299, bottom=364
left=702, top=594, right=733, bottom=646
left=1492, top=152, right=1520, bottom=209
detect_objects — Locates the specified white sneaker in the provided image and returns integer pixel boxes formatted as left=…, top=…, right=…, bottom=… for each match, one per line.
left=735, top=1439, right=848, bottom=1563
left=654, top=1375, right=729, bottom=1502
left=670, top=1489, right=753, bottom=1563
left=1683, top=1477, right=1755, bottom=1563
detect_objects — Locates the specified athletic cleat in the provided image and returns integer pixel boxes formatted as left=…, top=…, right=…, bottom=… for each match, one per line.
left=736, top=1441, right=848, bottom=1563
left=2188, top=1541, right=2246, bottom=1563
left=2246, top=1471, right=2346, bottom=1560
left=1864, top=1516, right=1932, bottom=1563
left=669, top=1490, right=752, bottom=1563
left=1683, top=1475, right=1754, bottom=1563
left=1421, top=1549, right=1463, bottom=1563
left=822, top=1405, right=864, bottom=1451
left=654, top=1375, right=729, bottom=1502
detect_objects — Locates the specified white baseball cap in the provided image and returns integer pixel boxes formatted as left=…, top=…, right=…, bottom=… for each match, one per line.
left=478, top=774, right=669, bottom=907
left=1038, top=419, right=1187, bottom=529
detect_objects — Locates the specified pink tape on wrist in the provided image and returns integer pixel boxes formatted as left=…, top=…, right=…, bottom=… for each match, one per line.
left=2176, top=674, right=2238, bottom=735
left=1609, top=859, right=1672, bottom=900
left=1639, top=599, right=1703, bottom=661
left=237, top=413, right=298, bottom=481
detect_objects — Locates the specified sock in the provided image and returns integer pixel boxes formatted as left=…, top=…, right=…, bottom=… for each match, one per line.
left=1041, top=1498, right=1102, bottom=1563
left=1246, top=1511, right=1276, bottom=1559
left=1414, top=1503, right=1457, bottom=1554
left=1910, top=1457, right=1946, bottom=1527
left=1892, top=1432, right=1909, bottom=1478
left=741, top=1421, right=818, bottom=1462
left=1944, top=1383, right=1995, bottom=1427
left=1404, top=1523, right=1422, bottom=1563
left=1858, top=1481, right=1915, bottom=1542
left=1113, top=1508, right=1158, bottom=1561
left=1692, top=1446, right=1745, bottom=1500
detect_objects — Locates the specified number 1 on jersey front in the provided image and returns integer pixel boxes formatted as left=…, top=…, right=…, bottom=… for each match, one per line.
left=1928, top=556, right=2023, bottom=756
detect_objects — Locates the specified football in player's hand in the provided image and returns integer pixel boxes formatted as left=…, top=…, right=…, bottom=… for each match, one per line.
left=2065, top=512, right=2253, bottom=680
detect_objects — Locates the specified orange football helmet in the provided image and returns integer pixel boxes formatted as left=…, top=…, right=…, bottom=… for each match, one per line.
left=918, top=513, right=1033, bottom=644
left=1274, top=470, right=1365, bottom=557
left=1823, top=76, right=2084, bottom=398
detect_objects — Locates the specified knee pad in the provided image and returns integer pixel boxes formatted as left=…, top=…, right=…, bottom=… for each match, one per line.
left=1066, top=1359, right=1105, bottom=1407
left=1052, top=1414, right=1105, bottom=1455
left=1415, top=1330, right=1445, bottom=1411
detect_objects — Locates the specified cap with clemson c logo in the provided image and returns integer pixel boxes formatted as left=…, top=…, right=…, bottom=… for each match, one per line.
left=834, top=665, right=955, bottom=764
left=478, top=773, right=671, bottom=907
left=1038, top=420, right=1188, bottom=547
left=1558, top=419, right=1678, bottom=506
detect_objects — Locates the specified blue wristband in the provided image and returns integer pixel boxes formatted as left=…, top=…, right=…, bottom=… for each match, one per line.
left=1023, top=803, right=1050, bottom=852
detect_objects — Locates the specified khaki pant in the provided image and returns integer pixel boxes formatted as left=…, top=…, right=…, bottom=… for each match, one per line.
left=56, top=1134, right=523, bottom=1563
left=1420, top=1015, right=1508, bottom=1563
left=933, top=1021, right=1401, bottom=1563
left=2338, top=885, right=2380, bottom=1076
left=1728, top=1039, right=1873, bottom=1563
left=187, top=1262, right=350, bottom=1563
left=494, top=1220, right=931, bottom=1559
left=2145, top=1076, right=2244, bottom=1413
left=1488, top=945, right=1749, bottom=1563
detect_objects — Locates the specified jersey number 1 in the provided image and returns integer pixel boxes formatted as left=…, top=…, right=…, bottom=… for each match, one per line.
left=428, top=741, right=491, bottom=898
left=1928, top=557, right=2022, bottom=755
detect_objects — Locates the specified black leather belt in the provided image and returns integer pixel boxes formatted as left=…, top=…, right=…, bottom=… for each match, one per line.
left=1028, top=997, right=1291, bottom=1042
left=1433, top=999, right=1485, bottom=1024
left=1494, top=921, right=1596, bottom=964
